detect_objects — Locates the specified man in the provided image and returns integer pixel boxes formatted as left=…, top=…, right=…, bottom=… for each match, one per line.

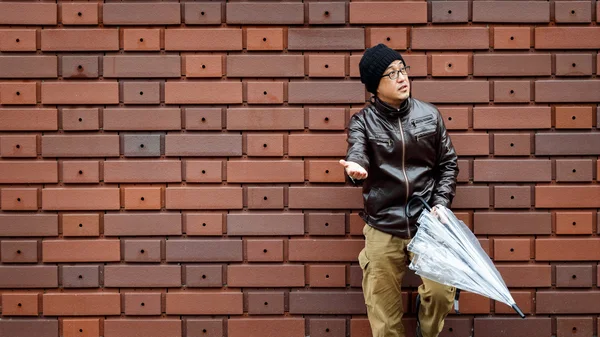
left=340, top=44, right=459, bottom=337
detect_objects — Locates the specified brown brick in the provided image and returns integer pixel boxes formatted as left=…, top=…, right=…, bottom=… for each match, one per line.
left=62, top=214, right=100, bottom=237
left=104, top=160, right=181, bottom=183
left=0, top=135, right=37, bottom=158
left=185, top=265, right=223, bottom=288
left=449, top=133, right=490, bottom=156
left=289, top=239, right=363, bottom=262
left=166, top=187, right=243, bottom=210
left=308, top=108, right=346, bottom=130
left=183, top=55, right=221, bottom=78
left=493, top=133, right=531, bottom=156
left=536, top=238, right=600, bottom=261
left=227, top=213, right=305, bottom=236
left=438, top=107, right=469, bottom=130
left=288, top=134, right=347, bottom=157
left=412, top=28, right=489, bottom=50
left=123, top=29, right=160, bottom=51
left=556, top=54, right=593, bottom=77
left=555, top=1, right=593, bottom=23
left=61, top=265, right=100, bottom=289
left=43, top=240, right=119, bottom=262
left=555, top=106, right=593, bottom=129
left=493, top=238, right=532, bottom=261
left=474, top=212, right=551, bottom=235
left=184, top=213, right=223, bottom=236
left=474, top=317, right=551, bottom=337
left=247, top=291, right=284, bottom=315
left=61, top=108, right=99, bottom=131
left=536, top=27, right=600, bottom=49
left=496, top=264, right=552, bottom=287
left=166, top=291, right=242, bottom=315
left=0, top=82, right=37, bottom=105
left=165, top=82, right=242, bottom=104
left=60, top=3, right=99, bottom=25
left=2, top=293, right=39, bottom=316
left=536, top=291, right=600, bottom=314
left=0, top=108, right=56, bottom=132
left=123, top=292, right=162, bottom=315
left=104, top=265, right=181, bottom=288
left=0, top=319, right=58, bottom=337
left=349, top=2, right=426, bottom=24
left=452, top=186, right=490, bottom=209
left=0, top=29, right=36, bottom=52
left=0, top=266, right=57, bottom=288
left=61, top=161, right=100, bottom=184
left=226, top=3, right=303, bottom=24
left=103, top=3, right=180, bottom=25
left=288, top=28, right=365, bottom=50
left=227, top=265, right=304, bottom=287
left=123, top=188, right=161, bottom=210
left=228, top=318, right=305, bottom=337
left=412, top=80, right=489, bottom=103
left=556, top=264, right=593, bottom=288
left=308, top=160, right=345, bottom=183
left=247, top=28, right=285, bottom=51
left=43, top=293, right=120, bottom=316
left=61, top=55, right=99, bottom=79
left=246, top=82, right=284, bottom=104
left=536, top=80, right=600, bottom=102
left=227, top=55, right=304, bottom=78
left=431, top=54, right=469, bottom=77
left=473, top=54, right=552, bottom=77
left=288, top=81, right=364, bottom=104
left=0, top=3, right=57, bottom=25
left=493, top=27, right=531, bottom=50
left=247, top=187, right=284, bottom=210
left=246, top=134, right=284, bottom=157
left=308, top=2, right=346, bottom=25
left=104, top=319, right=182, bottom=337
left=1, top=188, right=38, bottom=211
left=184, top=3, right=222, bottom=25
left=308, top=213, right=345, bottom=236
left=556, top=159, right=593, bottom=182
left=227, top=108, right=303, bottom=130
left=246, top=239, right=283, bottom=262
left=227, top=160, right=303, bottom=183
left=0, top=56, right=56, bottom=78
left=184, top=108, right=222, bottom=131
left=556, top=317, right=594, bottom=337
left=42, top=29, right=118, bottom=51
left=473, top=107, right=550, bottom=129
left=556, top=211, right=593, bottom=235
left=474, top=159, right=550, bottom=182
left=493, top=81, right=531, bottom=103
left=121, top=81, right=160, bottom=105
left=535, top=185, right=600, bottom=208
left=308, top=55, right=345, bottom=78
left=473, top=1, right=549, bottom=22
left=494, top=186, right=531, bottom=209
left=166, top=239, right=242, bottom=262
left=308, top=265, right=346, bottom=288
left=165, top=134, right=241, bottom=157
left=1, top=240, right=38, bottom=263
left=288, top=187, right=363, bottom=209
left=104, top=213, right=181, bottom=236
left=432, top=1, right=469, bottom=23
left=104, top=55, right=180, bottom=78
left=367, top=28, right=408, bottom=50
left=289, top=291, right=365, bottom=314
left=0, top=214, right=57, bottom=237
left=42, top=82, right=118, bottom=105
left=536, top=133, right=600, bottom=155
left=42, top=188, right=119, bottom=210
left=165, top=29, right=242, bottom=51
left=0, top=161, right=56, bottom=184
left=104, top=108, right=180, bottom=131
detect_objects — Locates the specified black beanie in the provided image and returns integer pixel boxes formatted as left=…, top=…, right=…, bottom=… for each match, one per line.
left=359, top=44, right=405, bottom=94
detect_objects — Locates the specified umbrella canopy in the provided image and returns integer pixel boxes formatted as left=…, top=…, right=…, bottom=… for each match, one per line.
left=406, top=197, right=525, bottom=318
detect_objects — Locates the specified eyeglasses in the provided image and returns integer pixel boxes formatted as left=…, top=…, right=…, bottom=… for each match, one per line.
left=381, top=66, right=411, bottom=80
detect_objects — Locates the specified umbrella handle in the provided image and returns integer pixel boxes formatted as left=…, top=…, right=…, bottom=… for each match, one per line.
left=512, top=304, right=526, bottom=319
left=405, top=196, right=432, bottom=218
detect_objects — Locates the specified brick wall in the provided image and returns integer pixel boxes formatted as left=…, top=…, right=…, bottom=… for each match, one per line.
left=0, top=1, right=599, bottom=336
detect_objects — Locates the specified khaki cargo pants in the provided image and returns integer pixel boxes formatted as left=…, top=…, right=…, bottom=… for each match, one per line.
left=358, top=224, right=455, bottom=337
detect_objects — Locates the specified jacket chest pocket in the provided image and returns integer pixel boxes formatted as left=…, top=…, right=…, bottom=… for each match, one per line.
left=368, top=133, right=394, bottom=148
left=410, top=115, right=437, bottom=141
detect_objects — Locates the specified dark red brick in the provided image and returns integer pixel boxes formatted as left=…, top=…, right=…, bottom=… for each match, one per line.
left=289, top=291, right=365, bottom=314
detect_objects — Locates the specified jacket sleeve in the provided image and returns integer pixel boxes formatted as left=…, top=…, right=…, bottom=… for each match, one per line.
left=430, top=111, right=459, bottom=208
left=345, top=113, right=370, bottom=183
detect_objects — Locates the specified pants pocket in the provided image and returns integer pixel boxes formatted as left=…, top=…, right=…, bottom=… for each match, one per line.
left=358, top=248, right=370, bottom=270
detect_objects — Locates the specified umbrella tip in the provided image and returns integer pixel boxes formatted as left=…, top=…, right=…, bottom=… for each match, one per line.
left=512, top=304, right=526, bottom=319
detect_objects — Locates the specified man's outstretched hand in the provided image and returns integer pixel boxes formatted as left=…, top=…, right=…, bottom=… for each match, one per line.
left=339, top=160, right=368, bottom=180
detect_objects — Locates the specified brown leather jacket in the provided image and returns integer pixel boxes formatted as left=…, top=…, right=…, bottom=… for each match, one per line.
left=345, top=97, right=459, bottom=239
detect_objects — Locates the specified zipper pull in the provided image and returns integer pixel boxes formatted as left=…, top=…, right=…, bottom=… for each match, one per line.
left=388, top=139, right=393, bottom=147
left=411, top=120, right=416, bottom=127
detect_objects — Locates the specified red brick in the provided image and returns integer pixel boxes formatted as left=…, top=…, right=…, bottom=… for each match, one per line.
left=61, top=161, right=100, bottom=184
left=556, top=317, right=594, bottom=337
left=166, top=187, right=243, bottom=210
left=165, top=29, right=242, bottom=51
left=0, top=266, right=57, bottom=289
left=349, top=2, right=426, bottom=24
left=555, top=106, right=593, bottom=129
left=1, top=240, right=38, bottom=263
left=61, top=108, right=99, bottom=131
left=493, top=133, right=531, bottom=156
left=555, top=53, right=593, bottom=77
left=42, top=82, right=118, bottom=105
left=227, top=108, right=304, bottom=130
left=61, top=55, right=99, bottom=79
left=166, top=292, right=242, bottom=315
left=121, top=82, right=160, bottom=105
left=0, top=161, right=57, bottom=184
left=0, top=82, right=37, bottom=105
left=184, top=108, right=223, bottom=130
left=42, top=188, right=119, bottom=211
left=104, top=55, right=179, bottom=78
left=288, top=28, right=365, bottom=51
left=165, top=134, right=242, bottom=156
left=247, top=187, right=284, bottom=209
left=184, top=160, right=223, bottom=183
left=104, top=265, right=181, bottom=288
left=473, top=54, right=552, bottom=77
left=246, top=29, right=284, bottom=51
left=431, top=54, right=470, bottom=77
left=494, top=186, right=531, bottom=209
left=0, top=188, right=38, bottom=211
left=228, top=318, right=305, bottom=337
left=42, top=29, right=117, bottom=51
left=227, top=160, right=304, bottom=183
left=493, top=27, right=531, bottom=50
left=496, top=264, right=552, bottom=287
left=288, top=134, right=347, bottom=157
left=105, top=213, right=181, bottom=237
left=413, top=80, right=489, bottom=103
left=535, top=186, right=600, bottom=208
left=289, top=239, right=363, bottom=262
left=307, top=213, right=345, bottom=236
left=308, top=265, right=346, bottom=288
left=183, top=55, right=221, bottom=78
left=308, top=160, right=345, bottom=183
left=0, top=56, right=56, bottom=78
left=493, top=81, right=531, bottom=103
left=308, top=108, right=345, bottom=130
left=289, top=291, right=365, bottom=314
left=185, top=265, right=223, bottom=288
left=473, top=107, right=550, bottom=129
left=123, top=292, right=162, bottom=315
left=103, top=3, right=180, bottom=25
left=43, top=240, right=119, bottom=262
left=42, top=135, right=119, bottom=158
left=493, top=238, right=532, bottom=261
left=226, top=213, right=305, bottom=236
left=103, top=108, right=180, bottom=131
left=535, top=132, right=600, bottom=155
left=412, top=28, right=489, bottom=50
left=124, top=187, right=162, bottom=210
left=308, top=2, right=346, bottom=25
left=165, top=81, right=242, bottom=104
left=122, top=29, right=160, bottom=51
left=474, top=317, right=551, bottom=337
left=227, top=55, right=304, bottom=78
left=104, top=160, right=181, bottom=183
left=494, top=291, right=533, bottom=314
left=184, top=213, right=223, bottom=236
left=246, top=81, right=284, bottom=104
left=0, top=3, right=57, bottom=25
left=184, top=3, right=222, bottom=25
left=536, top=80, right=600, bottom=102
left=556, top=264, right=593, bottom=288
left=289, top=81, right=364, bottom=104
left=0, top=29, right=36, bottom=52
left=448, top=133, right=490, bottom=156
left=43, top=293, right=119, bottom=316
left=536, top=27, right=600, bottom=49
left=556, top=159, right=593, bottom=182
left=246, top=134, right=284, bottom=157
left=438, top=107, right=469, bottom=130
left=473, top=1, right=549, bottom=22
left=104, top=319, right=182, bottom=337
left=246, top=240, right=284, bottom=262
left=3, top=293, right=40, bottom=316
left=537, top=238, right=600, bottom=261
left=431, top=1, right=469, bottom=23
left=556, top=211, right=593, bottom=235
left=367, top=28, right=408, bottom=50
left=0, top=135, right=37, bottom=158
left=555, top=1, right=593, bottom=23
left=474, top=212, right=551, bottom=235
left=350, top=318, right=371, bottom=337
left=60, top=3, right=98, bottom=25
left=247, top=291, right=284, bottom=315
left=62, top=214, right=100, bottom=237
left=308, top=55, right=345, bottom=78
left=288, top=187, right=363, bottom=209
left=227, top=265, right=304, bottom=287
left=0, top=214, right=57, bottom=237
left=226, top=3, right=303, bottom=24
left=452, top=186, right=490, bottom=209
left=536, top=291, right=600, bottom=314
left=123, top=240, right=161, bottom=263
left=474, top=159, right=550, bottom=182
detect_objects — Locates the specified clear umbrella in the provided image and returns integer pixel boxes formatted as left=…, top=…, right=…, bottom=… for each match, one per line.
left=406, top=197, right=525, bottom=318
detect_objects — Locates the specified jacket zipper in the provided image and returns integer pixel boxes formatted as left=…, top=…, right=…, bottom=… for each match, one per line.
left=398, top=118, right=411, bottom=238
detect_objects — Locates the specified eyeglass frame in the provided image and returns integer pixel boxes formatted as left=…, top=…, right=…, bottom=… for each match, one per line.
left=381, top=66, right=411, bottom=80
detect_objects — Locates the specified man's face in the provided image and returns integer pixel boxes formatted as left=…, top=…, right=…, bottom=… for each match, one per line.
left=376, top=60, right=410, bottom=106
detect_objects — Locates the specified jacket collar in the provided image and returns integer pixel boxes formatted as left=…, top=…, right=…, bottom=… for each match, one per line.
left=372, top=96, right=411, bottom=119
